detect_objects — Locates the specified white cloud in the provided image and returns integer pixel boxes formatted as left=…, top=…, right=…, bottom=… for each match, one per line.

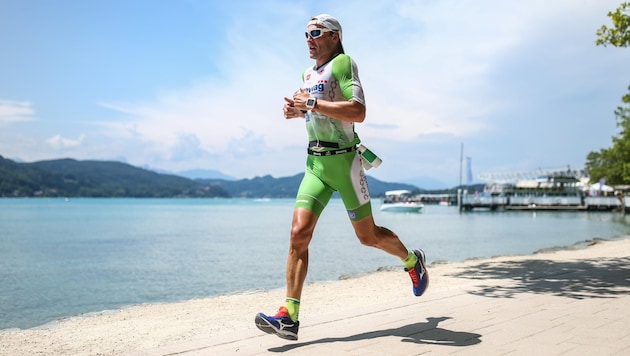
left=98, top=0, right=619, bottom=161
left=98, top=10, right=309, bottom=162
left=45, top=134, right=86, bottom=149
left=5, top=0, right=625, bottom=184
left=0, top=100, right=36, bottom=124
left=345, top=0, right=608, bottom=142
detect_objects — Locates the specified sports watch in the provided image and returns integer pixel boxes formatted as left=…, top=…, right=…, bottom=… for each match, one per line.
left=305, top=97, right=317, bottom=111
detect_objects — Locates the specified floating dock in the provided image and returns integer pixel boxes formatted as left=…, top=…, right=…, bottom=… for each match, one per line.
left=459, top=195, right=627, bottom=212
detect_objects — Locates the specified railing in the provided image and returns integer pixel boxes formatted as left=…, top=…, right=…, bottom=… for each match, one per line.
left=508, top=196, right=582, bottom=206
left=459, top=194, right=627, bottom=211
left=586, top=196, right=625, bottom=209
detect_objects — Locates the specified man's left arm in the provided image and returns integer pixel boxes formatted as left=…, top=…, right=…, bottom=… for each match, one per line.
left=309, top=98, right=365, bottom=123
left=292, top=88, right=365, bottom=122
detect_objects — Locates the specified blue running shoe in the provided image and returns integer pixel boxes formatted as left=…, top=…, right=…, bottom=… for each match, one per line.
left=406, top=249, right=429, bottom=296
left=255, top=306, right=299, bottom=341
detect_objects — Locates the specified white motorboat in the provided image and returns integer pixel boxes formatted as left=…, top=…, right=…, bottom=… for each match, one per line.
left=380, top=190, right=424, bottom=213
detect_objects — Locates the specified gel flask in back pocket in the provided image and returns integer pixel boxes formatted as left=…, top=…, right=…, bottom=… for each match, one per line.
left=357, top=144, right=382, bottom=170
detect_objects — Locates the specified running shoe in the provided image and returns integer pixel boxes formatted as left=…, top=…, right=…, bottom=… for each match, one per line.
left=255, top=306, right=299, bottom=341
left=406, top=249, right=429, bottom=296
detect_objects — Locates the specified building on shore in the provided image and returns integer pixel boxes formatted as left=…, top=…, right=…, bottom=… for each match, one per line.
left=459, top=167, right=627, bottom=212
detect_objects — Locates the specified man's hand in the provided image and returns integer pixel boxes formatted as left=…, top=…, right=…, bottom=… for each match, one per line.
left=283, top=91, right=307, bottom=119
left=292, top=88, right=310, bottom=112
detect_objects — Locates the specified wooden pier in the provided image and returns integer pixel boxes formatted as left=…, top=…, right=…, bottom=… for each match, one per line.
left=459, top=195, right=628, bottom=212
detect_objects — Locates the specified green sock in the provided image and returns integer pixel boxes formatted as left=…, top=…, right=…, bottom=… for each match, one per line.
left=285, top=298, right=300, bottom=322
left=402, top=249, right=418, bottom=270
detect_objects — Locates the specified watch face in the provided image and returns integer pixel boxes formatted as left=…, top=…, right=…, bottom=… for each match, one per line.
left=306, top=98, right=316, bottom=108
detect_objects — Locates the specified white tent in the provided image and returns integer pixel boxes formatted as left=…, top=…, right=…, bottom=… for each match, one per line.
left=587, top=183, right=614, bottom=195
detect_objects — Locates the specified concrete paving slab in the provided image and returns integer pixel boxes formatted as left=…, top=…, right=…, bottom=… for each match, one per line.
left=128, top=250, right=630, bottom=356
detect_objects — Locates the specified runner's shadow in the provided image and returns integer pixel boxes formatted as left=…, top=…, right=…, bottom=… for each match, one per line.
left=268, top=316, right=481, bottom=352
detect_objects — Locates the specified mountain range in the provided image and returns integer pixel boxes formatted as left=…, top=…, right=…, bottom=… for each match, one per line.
left=0, top=155, right=428, bottom=198
left=169, top=168, right=451, bottom=190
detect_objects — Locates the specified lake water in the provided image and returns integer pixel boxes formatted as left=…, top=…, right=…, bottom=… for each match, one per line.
left=1, top=198, right=629, bottom=330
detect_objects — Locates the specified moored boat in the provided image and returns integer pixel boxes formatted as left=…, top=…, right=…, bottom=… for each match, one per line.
left=380, top=190, right=424, bottom=213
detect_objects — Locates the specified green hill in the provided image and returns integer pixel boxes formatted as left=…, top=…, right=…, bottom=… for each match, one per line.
left=198, top=174, right=420, bottom=198
left=0, top=156, right=229, bottom=198
left=0, top=155, right=422, bottom=198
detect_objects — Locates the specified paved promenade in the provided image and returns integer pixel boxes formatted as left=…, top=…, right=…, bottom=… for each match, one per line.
left=131, top=241, right=630, bottom=356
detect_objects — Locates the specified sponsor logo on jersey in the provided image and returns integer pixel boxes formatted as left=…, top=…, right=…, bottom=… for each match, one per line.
left=306, top=83, right=325, bottom=94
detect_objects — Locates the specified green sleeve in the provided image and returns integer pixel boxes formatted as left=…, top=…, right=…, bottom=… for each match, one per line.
left=331, top=54, right=355, bottom=101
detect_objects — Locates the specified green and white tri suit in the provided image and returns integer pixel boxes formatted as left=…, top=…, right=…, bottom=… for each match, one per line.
left=295, top=53, right=372, bottom=221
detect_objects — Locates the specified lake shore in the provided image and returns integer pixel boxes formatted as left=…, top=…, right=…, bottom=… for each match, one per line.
left=1, top=236, right=629, bottom=355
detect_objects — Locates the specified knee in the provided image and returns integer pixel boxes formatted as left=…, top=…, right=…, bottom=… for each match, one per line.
left=290, top=224, right=313, bottom=252
left=357, top=236, right=377, bottom=247
left=356, top=225, right=394, bottom=248
left=355, top=230, right=378, bottom=247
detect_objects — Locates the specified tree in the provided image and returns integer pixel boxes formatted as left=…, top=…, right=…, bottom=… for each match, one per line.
left=596, top=2, right=630, bottom=47
left=587, top=3, right=630, bottom=185
left=585, top=87, right=630, bottom=184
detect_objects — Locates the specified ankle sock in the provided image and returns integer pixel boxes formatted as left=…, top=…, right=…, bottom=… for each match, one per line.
left=402, top=249, right=418, bottom=270
left=285, top=298, right=300, bottom=322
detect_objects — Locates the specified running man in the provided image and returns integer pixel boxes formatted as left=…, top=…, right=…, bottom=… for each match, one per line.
left=255, top=14, right=429, bottom=341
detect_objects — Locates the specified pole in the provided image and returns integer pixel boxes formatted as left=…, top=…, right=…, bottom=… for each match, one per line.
left=458, top=142, right=463, bottom=212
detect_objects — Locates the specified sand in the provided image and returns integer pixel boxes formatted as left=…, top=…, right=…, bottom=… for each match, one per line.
left=1, top=237, right=629, bottom=355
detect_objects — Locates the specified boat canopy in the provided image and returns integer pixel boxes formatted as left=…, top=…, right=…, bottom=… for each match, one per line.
left=384, top=190, right=412, bottom=196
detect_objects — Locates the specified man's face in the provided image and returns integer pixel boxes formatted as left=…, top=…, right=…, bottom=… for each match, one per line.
left=306, top=25, right=338, bottom=60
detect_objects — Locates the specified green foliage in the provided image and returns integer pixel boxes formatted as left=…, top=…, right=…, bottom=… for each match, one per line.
left=589, top=3, right=630, bottom=184
left=596, top=2, right=630, bottom=47
left=585, top=87, right=630, bottom=184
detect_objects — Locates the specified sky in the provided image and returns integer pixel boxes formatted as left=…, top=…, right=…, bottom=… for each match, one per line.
left=1, top=0, right=629, bottom=188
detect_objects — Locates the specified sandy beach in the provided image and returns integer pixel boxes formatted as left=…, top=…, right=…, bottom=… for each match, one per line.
left=2, top=237, right=630, bottom=355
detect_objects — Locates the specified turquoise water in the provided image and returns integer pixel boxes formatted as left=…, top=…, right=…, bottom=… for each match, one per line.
left=1, top=198, right=629, bottom=330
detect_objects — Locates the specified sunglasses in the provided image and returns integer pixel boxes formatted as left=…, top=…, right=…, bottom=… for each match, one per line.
left=305, top=28, right=335, bottom=39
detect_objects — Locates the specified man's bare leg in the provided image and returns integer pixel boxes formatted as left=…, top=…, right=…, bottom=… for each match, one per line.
left=286, top=207, right=318, bottom=301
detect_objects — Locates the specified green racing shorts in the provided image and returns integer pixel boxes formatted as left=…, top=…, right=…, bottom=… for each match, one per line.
left=295, top=150, right=372, bottom=221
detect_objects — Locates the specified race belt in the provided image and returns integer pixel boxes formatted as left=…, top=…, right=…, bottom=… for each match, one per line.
left=307, top=146, right=356, bottom=156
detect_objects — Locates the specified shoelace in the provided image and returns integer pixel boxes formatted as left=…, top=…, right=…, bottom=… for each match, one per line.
left=408, top=266, right=424, bottom=286
left=408, top=268, right=419, bottom=286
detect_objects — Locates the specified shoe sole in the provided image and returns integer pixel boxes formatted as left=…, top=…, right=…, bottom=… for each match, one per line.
left=413, top=249, right=429, bottom=296
left=255, top=313, right=298, bottom=341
